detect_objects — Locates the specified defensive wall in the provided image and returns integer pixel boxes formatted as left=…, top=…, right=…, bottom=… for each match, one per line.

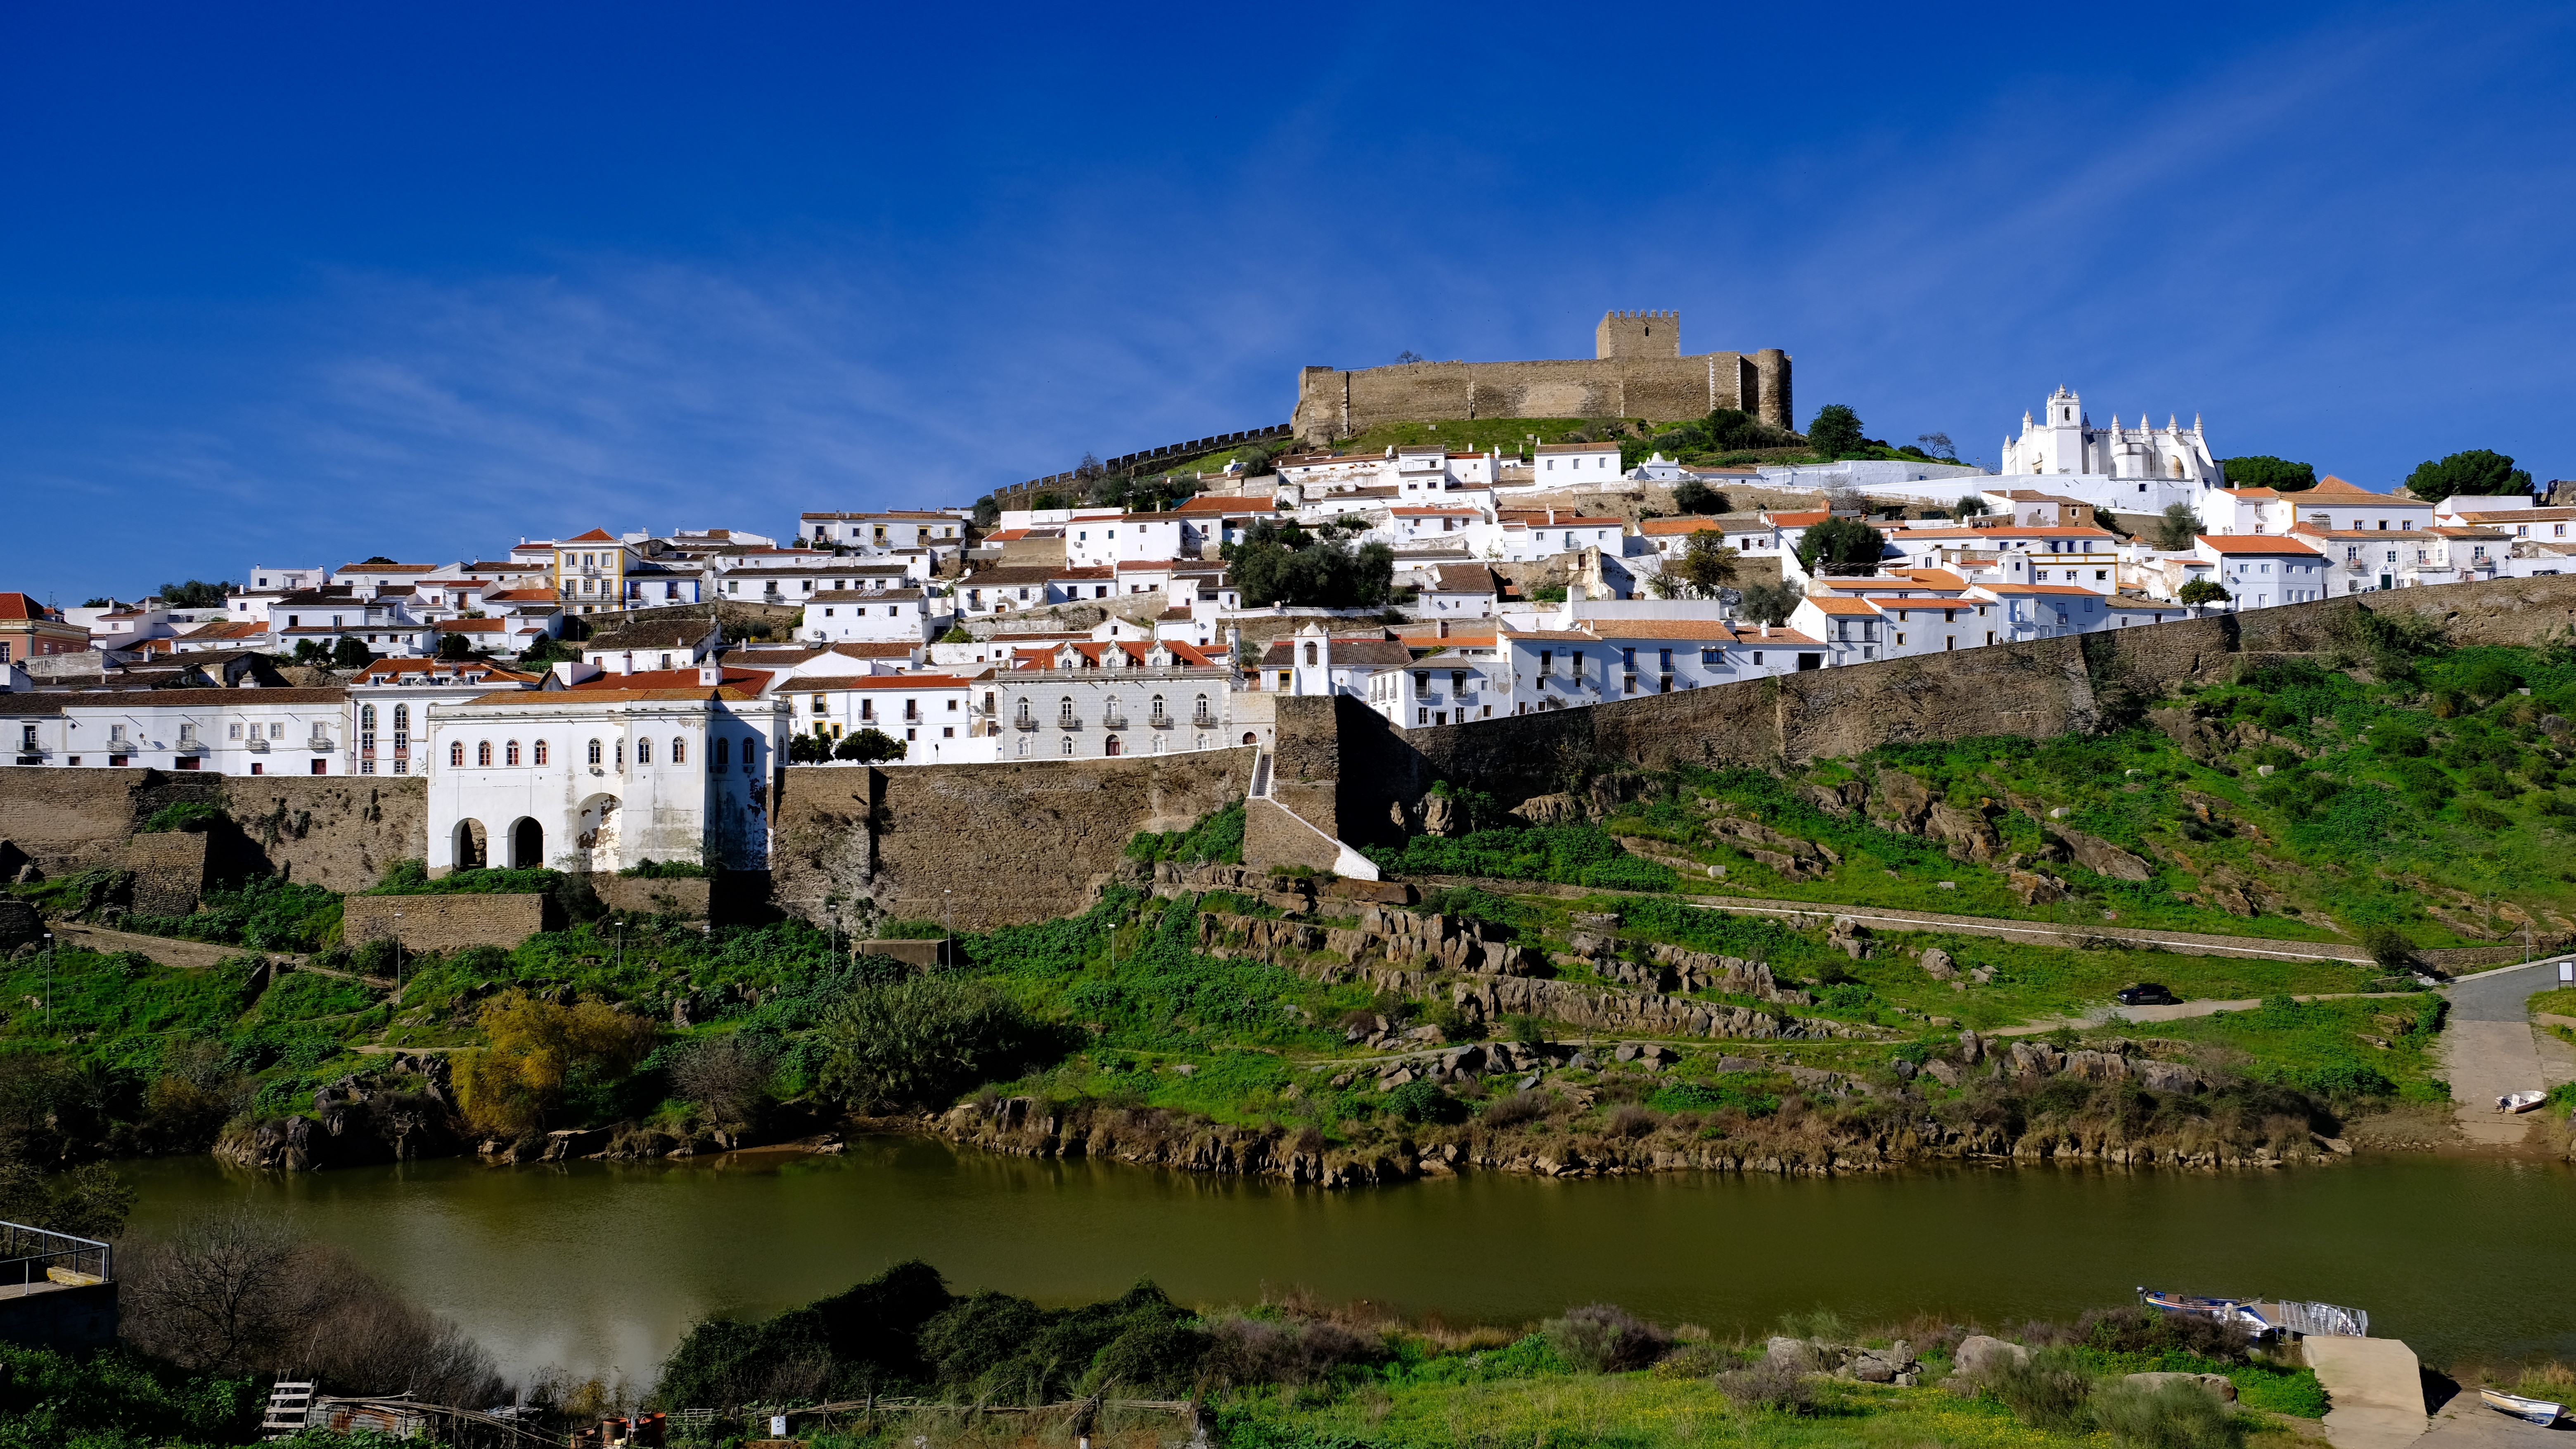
left=1265, top=574, right=2576, bottom=855
left=770, top=747, right=1258, bottom=929
left=0, top=769, right=428, bottom=897
left=1292, top=352, right=1792, bottom=446
left=343, top=893, right=557, bottom=953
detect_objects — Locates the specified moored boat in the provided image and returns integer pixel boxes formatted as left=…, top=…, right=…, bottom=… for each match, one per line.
left=2479, top=1388, right=2562, bottom=1425
left=2137, top=1289, right=2273, bottom=1333
left=2496, top=1090, right=2548, bottom=1114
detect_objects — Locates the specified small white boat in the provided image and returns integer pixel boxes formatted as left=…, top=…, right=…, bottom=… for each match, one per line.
left=2479, top=1388, right=2562, bottom=1425
left=2495, top=1090, right=2548, bottom=1114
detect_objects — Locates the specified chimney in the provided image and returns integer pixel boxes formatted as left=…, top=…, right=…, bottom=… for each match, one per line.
left=619, top=650, right=634, bottom=676
left=698, top=664, right=719, bottom=687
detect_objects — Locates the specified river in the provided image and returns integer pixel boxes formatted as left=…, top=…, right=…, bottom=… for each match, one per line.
left=121, top=1142, right=2575, bottom=1386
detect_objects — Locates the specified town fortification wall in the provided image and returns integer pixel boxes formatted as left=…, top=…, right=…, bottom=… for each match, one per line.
left=771, top=749, right=1257, bottom=929
left=1294, top=354, right=1787, bottom=445
left=1289, top=314, right=1793, bottom=444
left=343, top=893, right=556, bottom=952
left=1276, top=574, right=2576, bottom=852
left=0, top=769, right=427, bottom=894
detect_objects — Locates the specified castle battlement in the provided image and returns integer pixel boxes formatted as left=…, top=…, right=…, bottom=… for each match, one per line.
left=1293, top=312, right=1790, bottom=445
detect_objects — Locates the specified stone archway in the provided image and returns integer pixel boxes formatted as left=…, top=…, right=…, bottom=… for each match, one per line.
left=572, top=795, right=621, bottom=873
left=453, top=819, right=487, bottom=870
left=509, top=817, right=543, bottom=870
left=1104, top=735, right=1122, bottom=757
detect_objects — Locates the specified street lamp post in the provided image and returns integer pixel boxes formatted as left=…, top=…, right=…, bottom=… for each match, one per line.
left=391, top=912, right=404, bottom=995
left=41, top=931, right=53, bottom=1035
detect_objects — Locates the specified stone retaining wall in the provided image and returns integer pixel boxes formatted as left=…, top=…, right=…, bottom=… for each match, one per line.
left=341, top=893, right=555, bottom=952
left=587, top=874, right=712, bottom=920
left=0, top=768, right=426, bottom=893
left=121, top=831, right=211, bottom=915
left=771, top=749, right=1255, bottom=929
left=1299, top=575, right=2576, bottom=845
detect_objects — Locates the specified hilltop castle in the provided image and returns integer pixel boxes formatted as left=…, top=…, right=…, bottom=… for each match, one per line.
left=1292, top=312, right=1792, bottom=445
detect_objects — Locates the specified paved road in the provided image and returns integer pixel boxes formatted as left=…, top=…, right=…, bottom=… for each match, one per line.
left=2440, top=958, right=2576, bottom=1147
left=2304, top=1336, right=2430, bottom=1449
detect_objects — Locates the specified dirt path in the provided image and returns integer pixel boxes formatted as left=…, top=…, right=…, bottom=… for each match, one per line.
left=48, top=923, right=392, bottom=988
left=1988, top=992, right=2423, bottom=1038
left=1675, top=894, right=2376, bottom=964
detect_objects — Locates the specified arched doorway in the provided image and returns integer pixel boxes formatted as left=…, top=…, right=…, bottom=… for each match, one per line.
left=509, top=817, right=543, bottom=870
left=453, top=819, right=487, bottom=870
left=1104, top=735, right=1121, bottom=757
left=573, top=794, right=621, bottom=872
left=1241, top=732, right=1256, bottom=747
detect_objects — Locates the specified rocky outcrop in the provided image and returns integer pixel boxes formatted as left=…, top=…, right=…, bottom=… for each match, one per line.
left=1703, top=810, right=1840, bottom=881
left=2047, top=825, right=2154, bottom=882
left=1953, top=1335, right=2029, bottom=1376
left=2126, top=1371, right=2238, bottom=1404
left=1925, top=801, right=2003, bottom=862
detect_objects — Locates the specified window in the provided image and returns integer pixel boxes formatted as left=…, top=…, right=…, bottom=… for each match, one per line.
left=477, top=740, right=493, bottom=766
left=637, top=737, right=652, bottom=765
left=230, top=722, right=244, bottom=739
left=1059, top=697, right=1076, bottom=725
left=740, top=736, right=756, bottom=768
left=671, top=737, right=685, bottom=763
left=178, top=723, right=195, bottom=743
left=1060, top=736, right=1074, bottom=755
left=1194, top=693, right=1211, bottom=721
left=1302, top=642, right=1318, bottom=665
left=534, top=739, right=549, bottom=765
left=713, top=736, right=729, bottom=766
left=588, top=738, right=604, bottom=765
left=505, top=740, right=520, bottom=766
left=1701, top=648, right=1721, bottom=665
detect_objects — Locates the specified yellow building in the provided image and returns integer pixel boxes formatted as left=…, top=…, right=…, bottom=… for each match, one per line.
left=552, top=528, right=631, bottom=616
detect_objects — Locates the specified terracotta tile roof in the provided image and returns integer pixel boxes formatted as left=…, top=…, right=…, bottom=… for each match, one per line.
left=0, top=593, right=60, bottom=621
left=1430, top=564, right=1502, bottom=595
left=2197, top=534, right=2327, bottom=554
left=568, top=667, right=768, bottom=691
left=65, top=687, right=351, bottom=705
left=786, top=674, right=977, bottom=690
left=2301, top=476, right=2408, bottom=500
left=564, top=527, right=619, bottom=542
left=1803, top=597, right=1884, bottom=616
left=1534, top=442, right=1619, bottom=454
left=1893, top=525, right=2116, bottom=541
left=1638, top=517, right=1739, bottom=535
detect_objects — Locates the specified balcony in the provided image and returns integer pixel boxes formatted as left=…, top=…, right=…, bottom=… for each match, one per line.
left=1099, top=714, right=1128, bottom=730
left=1014, top=717, right=1039, bottom=731
left=1148, top=713, right=1172, bottom=729
left=246, top=737, right=269, bottom=753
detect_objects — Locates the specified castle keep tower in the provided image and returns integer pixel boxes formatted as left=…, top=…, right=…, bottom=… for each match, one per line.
left=1596, top=309, right=1680, bottom=359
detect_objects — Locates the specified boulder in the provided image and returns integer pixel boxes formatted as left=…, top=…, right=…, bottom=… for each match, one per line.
left=1957, top=1029, right=1985, bottom=1065
left=2125, top=1371, right=2237, bottom=1404
left=1510, top=793, right=1586, bottom=826
left=1872, top=767, right=1934, bottom=830
left=2007, top=869, right=2064, bottom=906
left=1954, top=1335, right=2029, bottom=1377
left=1420, top=793, right=1462, bottom=838
left=2048, top=826, right=2155, bottom=883
left=1827, top=917, right=1872, bottom=960
left=1920, top=948, right=1958, bottom=981
left=2134, top=1060, right=2204, bottom=1094
left=1786, top=1065, right=1846, bottom=1095
left=1921, top=1059, right=1962, bottom=1088
left=1763, top=1336, right=1812, bottom=1368
left=1927, top=801, right=2003, bottom=862
left=1716, top=1055, right=1766, bottom=1073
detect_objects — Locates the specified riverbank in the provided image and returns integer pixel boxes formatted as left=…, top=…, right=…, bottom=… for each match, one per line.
left=113, top=1146, right=2576, bottom=1390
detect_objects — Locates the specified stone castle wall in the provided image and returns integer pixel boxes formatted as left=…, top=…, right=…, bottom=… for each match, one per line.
left=343, top=893, right=555, bottom=952
left=1292, top=349, right=1791, bottom=445
left=770, top=749, right=1257, bottom=929
left=0, top=769, right=427, bottom=893
left=1278, top=575, right=2576, bottom=848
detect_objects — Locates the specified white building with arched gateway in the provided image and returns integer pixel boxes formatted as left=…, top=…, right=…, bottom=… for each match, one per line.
left=423, top=668, right=787, bottom=875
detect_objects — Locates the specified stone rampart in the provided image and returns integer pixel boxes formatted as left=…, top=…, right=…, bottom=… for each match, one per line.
left=587, top=874, right=713, bottom=920
left=771, top=749, right=1256, bottom=929
left=1292, top=574, right=2576, bottom=844
left=342, top=893, right=555, bottom=952
left=1293, top=351, right=1789, bottom=445
left=0, top=769, right=427, bottom=894
left=122, top=831, right=211, bottom=915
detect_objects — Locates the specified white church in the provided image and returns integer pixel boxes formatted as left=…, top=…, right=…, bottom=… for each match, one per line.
left=1995, top=386, right=2220, bottom=508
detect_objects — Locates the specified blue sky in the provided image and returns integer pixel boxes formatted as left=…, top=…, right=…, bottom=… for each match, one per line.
left=2, top=2, right=2571, bottom=602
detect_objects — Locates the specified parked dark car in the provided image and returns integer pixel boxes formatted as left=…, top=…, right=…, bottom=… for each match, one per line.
left=2117, top=982, right=2180, bottom=1006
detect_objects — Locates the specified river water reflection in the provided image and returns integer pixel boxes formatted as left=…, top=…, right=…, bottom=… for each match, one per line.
left=122, top=1141, right=2574, bottom=1384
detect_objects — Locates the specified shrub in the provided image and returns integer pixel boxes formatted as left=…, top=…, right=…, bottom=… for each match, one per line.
left=1983, top=1347, right=2094, bottom=1432
left=2090, top=1378, right=2244, bottom=1449
left=1200, top=1315, right=1383, bottom=1387
left=815, top=975, right=1038, bottom=1109
left=2357, top=924, right=2414, bottom=968
left=835, top=727, right=906, bottom=763
left=1480, top=1091, right=1547, bottom=1128
left=1385, top=1077, right=1463, bottom=1125
left=670, top=1033, right=782, bottom=1126
left=1606, top=1103, right=1658, bottom=1138
left=452, top=990, right=658, bottom=1136
left=138, top=802, right=222, bottom=834
left=1543, top=1303, right=1670, bottom=1374
left=1715, top=1359, right=1815, bottom=1413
